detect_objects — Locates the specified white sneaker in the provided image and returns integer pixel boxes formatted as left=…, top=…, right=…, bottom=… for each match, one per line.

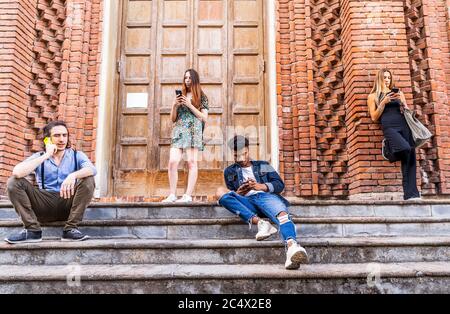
left=406, top=197, right=422, bottom=201
left=175, top=194, right=192, bottom=203
left=255, top=219, right=278, bottom=241
left=285, top=242, right=308, bottom=270
left=161, top=194, right=177, bottom=203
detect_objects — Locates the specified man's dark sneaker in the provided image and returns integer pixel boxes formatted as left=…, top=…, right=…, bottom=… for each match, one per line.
left=61, top=229, right=90, bottom=241
left=4, top=229, right=42, bottom=244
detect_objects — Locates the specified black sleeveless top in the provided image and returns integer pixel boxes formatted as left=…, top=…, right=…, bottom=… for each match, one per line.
left=378, top=92, right=406, bottom=127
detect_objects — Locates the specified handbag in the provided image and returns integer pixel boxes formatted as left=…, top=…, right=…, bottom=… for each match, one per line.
left=403, top=108, right=432, bottom=148
left=381, top=138, right=399, bottom=163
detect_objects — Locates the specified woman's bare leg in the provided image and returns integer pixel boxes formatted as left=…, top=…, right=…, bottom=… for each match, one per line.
left=168, top=148, right=183, bottom=195
left=185, top=147, right=198, bottom=196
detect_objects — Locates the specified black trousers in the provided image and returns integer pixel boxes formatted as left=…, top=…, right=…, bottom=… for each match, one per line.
left=382, top=111, right=420, bottom=200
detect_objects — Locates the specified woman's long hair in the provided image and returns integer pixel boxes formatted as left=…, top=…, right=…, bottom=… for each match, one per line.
left=370, top=69, right=394, bottom=107
left=182, top=69, right=204, bottom=109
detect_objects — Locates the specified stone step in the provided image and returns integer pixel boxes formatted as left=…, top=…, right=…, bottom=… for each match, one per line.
left=1, top=200, right=450, bottom=220
left=1, top=261, right=449, bottom=293
left=1, top=237, right=449, bottom=265
left=2, top=217, right=450, bottom=239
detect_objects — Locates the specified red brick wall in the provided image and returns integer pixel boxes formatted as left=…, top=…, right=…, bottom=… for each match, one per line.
left=404, top=0, right=450, bottom=195
left=342, top=0, right=414, bottom=198
left=276, top=0, right=347, bottom=198
left=61, top=0, right=102, bottom=158
left=0, top=0, right=102, bottom=195
left=0, top=0, right=448, bottom=199
left=28, top=0, right=66, bottom=151
left=276, top=0, right=450, bottom=198
left=0, top=0, right=37, bottom=193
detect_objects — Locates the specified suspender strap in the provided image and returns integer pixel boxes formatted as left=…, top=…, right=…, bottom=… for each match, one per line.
left=74, top=150, right=78, bottom=172
left=40, top=152, right=45, bottom=190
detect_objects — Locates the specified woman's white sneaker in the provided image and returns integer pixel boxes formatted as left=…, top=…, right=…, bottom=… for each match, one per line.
left=175, top=194, right=193, bottom=203
left=285, top=242, right=308, bottom=270
left=162, top=194, right=177, bottom=203
left=255, top=219, right=278, bottom=241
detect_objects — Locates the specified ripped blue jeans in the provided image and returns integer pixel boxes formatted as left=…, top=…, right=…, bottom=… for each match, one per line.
left=218, top=191, right=297, bottom=243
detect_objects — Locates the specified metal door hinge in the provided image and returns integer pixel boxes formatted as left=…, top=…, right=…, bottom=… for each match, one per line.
left=116, top=61, right=122, bottom=73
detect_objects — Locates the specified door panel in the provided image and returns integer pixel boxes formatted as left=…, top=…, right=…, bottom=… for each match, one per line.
left=229, top=0, right=265, bottom=160
left=194, top=0, right=227, bottom=170
left=114, top=0, right=158, bottom=196
left=156, top=0, right=193, bottom=174
left=114, top=0, right=266, bottom=197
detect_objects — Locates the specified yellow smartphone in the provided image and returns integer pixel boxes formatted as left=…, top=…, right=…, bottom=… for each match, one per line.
left=43, top=137, right=53, bottom=145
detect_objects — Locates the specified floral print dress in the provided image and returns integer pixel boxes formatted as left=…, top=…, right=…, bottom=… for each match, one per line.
left=171, top=94, right=209, bottom=151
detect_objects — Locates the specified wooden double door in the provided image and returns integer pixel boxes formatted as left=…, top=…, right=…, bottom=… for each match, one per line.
left=113, top=0, right=269, bottom=197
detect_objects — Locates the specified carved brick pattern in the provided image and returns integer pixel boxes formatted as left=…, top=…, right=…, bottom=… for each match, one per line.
left=27, top=0, right=66, bottom=152
left=310, top=0, right=348, bottom=197
left=404, top=0, right=439, bottom=195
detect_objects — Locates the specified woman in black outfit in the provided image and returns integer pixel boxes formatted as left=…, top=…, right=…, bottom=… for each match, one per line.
left=367, top=69, right=420, bottom=200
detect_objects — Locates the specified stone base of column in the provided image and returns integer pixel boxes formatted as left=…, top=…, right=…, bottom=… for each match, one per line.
left=348, top=192, right=404, bottom=201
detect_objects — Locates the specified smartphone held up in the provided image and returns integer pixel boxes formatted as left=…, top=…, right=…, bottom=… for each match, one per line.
left=44, top=137, right=57, bottom=155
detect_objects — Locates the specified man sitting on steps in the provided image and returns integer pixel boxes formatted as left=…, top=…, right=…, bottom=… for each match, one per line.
left=4, top=120, right=96, bottom=244
left=216, top=135, right=308, bottom=270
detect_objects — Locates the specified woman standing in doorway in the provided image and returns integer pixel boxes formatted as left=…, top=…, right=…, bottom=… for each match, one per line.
left=367, top=69, right=420, bottom=200
left=162, top=69, right=209, bottom=203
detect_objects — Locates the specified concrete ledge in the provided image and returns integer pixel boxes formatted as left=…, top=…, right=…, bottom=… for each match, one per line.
left=1, top=203, right=449, bottom=220
left=2, top=237, right=450, bottom=250
left=0, top=236, right=450, bottom=251
left=2, top=277, right=450, bottom=293
left=1, top=262, right=450, bottom=281
left=2, top=217, right=450, bottom=227
left=0, top=237, right=449, bottom=266
left=3, top=276, right=450, bottom=293
left=2, top=218, right=450, bottom=239
left=1, top=199, right=450, bottom=208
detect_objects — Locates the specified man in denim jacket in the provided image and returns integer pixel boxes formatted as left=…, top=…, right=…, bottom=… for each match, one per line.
left=216, top=135, right=308, bottom=269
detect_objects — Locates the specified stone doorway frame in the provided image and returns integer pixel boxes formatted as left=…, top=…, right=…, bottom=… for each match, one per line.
left=95, top=0, right=279, bottom=197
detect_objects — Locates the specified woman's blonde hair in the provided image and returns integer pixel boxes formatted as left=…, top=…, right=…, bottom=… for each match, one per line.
left=370, top=69, right=394, bottom=106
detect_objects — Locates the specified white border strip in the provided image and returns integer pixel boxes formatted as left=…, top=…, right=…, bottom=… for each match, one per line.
left=95, top=0, right=117, bottom=197
left=267, top=0, right=279, bottom=171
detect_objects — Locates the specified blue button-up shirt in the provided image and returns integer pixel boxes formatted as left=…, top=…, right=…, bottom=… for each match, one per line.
left=26, top=149, right=97, bottom=192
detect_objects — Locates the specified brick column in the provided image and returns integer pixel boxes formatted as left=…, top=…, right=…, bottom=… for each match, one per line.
left=277, top=0, right=317, bottom=197
left=61, top=0, right=101, bottom=157
left=340, top=0, right=413, bottom=198
left=277, top=0, right=300, bottom=196
left=0, top=0, right=102, bottom=196
left=277, top=0, right=348, bottom=198
left=28, top=0, right=66, bottom=151
left=404, top=0, right=450, bottom=195
left=0, top=0, right=37, bottom=193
